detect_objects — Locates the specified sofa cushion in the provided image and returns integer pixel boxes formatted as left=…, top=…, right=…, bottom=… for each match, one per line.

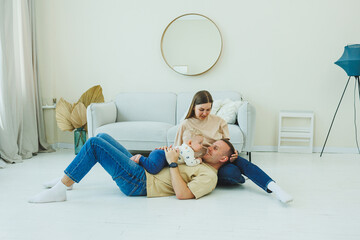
left=95, top=121, right=174, bottom=151
left=214, top=99, right=244, bottom=124
left=114, top=92, right=177, bottom=125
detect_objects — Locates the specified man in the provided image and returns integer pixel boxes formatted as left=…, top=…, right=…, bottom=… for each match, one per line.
left=29, top=133, right=235, bottom=203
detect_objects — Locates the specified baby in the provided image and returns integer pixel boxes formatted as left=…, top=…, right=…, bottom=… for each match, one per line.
left=175, top=128, right=204, bottom=166
left=131, top=129, right=204, bottom=174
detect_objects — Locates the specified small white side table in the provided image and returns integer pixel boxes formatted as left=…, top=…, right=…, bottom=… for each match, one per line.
left=278, top=111, right=314, bottom=153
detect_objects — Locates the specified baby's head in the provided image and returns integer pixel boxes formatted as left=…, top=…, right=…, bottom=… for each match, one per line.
left=183, top=129, right=204, bottom=152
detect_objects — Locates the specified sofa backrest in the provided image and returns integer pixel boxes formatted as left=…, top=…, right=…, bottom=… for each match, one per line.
left=176, top=91, right=242, bottom=124
left=115, top=92, right=177, bottom=125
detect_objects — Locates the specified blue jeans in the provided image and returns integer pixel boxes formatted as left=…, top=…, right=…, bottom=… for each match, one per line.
left=139, top=150, right=167, bottom=174
left=64, top=133, right=147, bottom=196
left=218, top=156, right=273, bottom=192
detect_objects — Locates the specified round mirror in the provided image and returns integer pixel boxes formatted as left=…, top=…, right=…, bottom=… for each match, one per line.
left=161, top=13, right=223, bottom=76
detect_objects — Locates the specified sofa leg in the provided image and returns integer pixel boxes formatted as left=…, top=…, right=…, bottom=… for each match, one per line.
left=246, top=152, right=252, bottom=162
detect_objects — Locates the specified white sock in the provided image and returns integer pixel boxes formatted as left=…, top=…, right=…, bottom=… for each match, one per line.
left=43, top=177, right=73, bottom=190
left=267, top=181, right=293, bottom=203
left=29, top=180, right=67, bottom=203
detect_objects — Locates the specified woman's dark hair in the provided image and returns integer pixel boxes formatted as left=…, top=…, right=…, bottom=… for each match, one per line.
left=185, top=90, right=213, bottom=119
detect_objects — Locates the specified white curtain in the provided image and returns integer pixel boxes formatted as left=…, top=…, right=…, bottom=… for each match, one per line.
left=0, top=0, right=53, bottom=168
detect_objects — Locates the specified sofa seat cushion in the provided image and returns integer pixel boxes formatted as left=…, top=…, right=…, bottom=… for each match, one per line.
left=228, top=124, right=244, bottom=150
left=167, top=124, right=244, bottom=151
left=95, top=121, right=174, bottom=151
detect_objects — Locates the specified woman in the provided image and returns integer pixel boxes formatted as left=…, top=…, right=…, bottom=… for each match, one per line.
left=174, top=90, right=293, bottom=203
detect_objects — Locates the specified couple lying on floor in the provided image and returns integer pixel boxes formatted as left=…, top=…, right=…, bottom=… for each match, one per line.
left=29, top=90, right=293, bottom=203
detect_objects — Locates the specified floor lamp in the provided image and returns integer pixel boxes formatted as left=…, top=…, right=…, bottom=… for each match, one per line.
left=320, top=44, right=360, bottom=157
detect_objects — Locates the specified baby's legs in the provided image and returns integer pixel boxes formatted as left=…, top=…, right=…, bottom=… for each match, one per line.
left=138, top=149, right=168, bottom=174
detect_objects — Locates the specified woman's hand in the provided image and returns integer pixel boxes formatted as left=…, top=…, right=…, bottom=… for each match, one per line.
left=229, top=150, right=239, bottom=162
left=155, top=145, right=172, bottom=150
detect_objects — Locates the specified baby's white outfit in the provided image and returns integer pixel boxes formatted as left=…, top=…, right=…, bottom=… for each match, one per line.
left=177, top=143, right=201, bottom=166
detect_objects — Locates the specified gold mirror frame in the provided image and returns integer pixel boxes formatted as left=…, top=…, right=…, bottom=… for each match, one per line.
left=161, top=13, right=223, bottom=76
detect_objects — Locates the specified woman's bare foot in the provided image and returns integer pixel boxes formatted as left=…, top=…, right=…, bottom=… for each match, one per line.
left=130, top=154, right=142, bottom=164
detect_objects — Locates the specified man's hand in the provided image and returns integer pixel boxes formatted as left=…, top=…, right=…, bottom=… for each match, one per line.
left=164, top=147, right=194, bottom=200
left=164, top=147, right=179, bottom=164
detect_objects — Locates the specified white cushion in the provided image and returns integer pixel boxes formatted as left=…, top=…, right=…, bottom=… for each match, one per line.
left=95, top=121, right=174, bottom=151
left=210, top=99, right=224, bottom=114
left=114, top=92, right=177, bottom=125
left=216, top=99, right=244, bottom=124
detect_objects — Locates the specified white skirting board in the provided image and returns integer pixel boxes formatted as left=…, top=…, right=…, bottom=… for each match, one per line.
left=53, top=143, right=360, bottom=154
left=253, top=145, right=360, bottom=154
left=51, top=143, right=74, bottom=150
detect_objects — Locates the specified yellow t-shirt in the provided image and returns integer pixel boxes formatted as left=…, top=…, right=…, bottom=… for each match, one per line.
left=145, top=163, right=218, bottom=199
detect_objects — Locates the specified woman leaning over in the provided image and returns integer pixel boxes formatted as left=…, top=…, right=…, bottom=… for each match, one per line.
left=174, top=90, right=293, bottom=203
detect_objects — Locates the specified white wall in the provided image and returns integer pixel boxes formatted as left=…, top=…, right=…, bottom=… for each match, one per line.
left=35, top=0, right=360, bottom=152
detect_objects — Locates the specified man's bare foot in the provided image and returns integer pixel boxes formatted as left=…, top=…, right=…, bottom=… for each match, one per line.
left=130, top=154, right=142, bottom=164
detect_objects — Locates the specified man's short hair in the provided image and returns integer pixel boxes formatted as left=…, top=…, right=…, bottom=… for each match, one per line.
left=220, top=138, right=236, bottom=159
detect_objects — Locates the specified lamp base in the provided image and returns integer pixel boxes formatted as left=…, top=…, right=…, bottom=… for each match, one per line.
left=320, top=76, right=360, bottom=156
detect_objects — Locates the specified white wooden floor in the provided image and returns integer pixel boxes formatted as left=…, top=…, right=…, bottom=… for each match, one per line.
left=1, top=149, right=360, bottom=240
